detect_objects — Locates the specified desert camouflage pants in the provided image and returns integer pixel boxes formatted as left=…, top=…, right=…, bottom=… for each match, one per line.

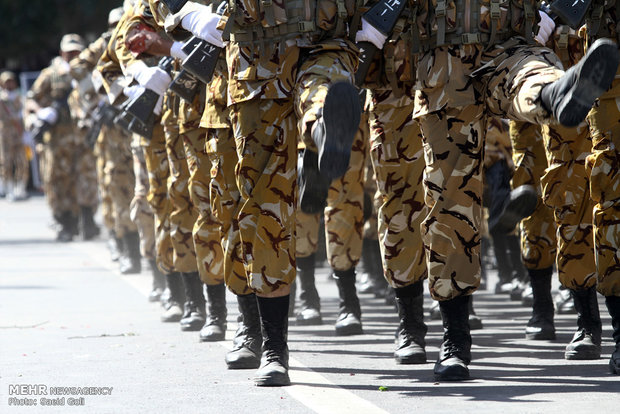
left=206, top=127, right=250, bottom=295
left=42, top=126, right=98, bottom=217
left=368, top=90, right=427, bottom=288
left=164, top=121, right=198, bottom=273
left=228, top=49, right=357, bottom=294
left=182, top=125, right=225, bottom=285
left=94, top=136, right=113, bottom=231
left=541, top=123, right=596, bottom=289
left=416, top=45, right=563, bottom=300
left=295, top=116, right=367, bottom=271
left=144, top=125, right=174, bottom=273
left=510, top=121, right=557, bottom=270
left=586, top=74, right=620, bottom=296
left=130, top=135, right=155, bottom=260
left=98, top=125, right=136, bottom=238
left=0, top=127, right=28, bottom=188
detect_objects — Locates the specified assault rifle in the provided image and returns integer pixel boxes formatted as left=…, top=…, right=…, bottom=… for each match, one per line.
left=354, top=0, right=409, bottom=87
left=85, top=102, right=120, bottom=148
left=125, top=57, right=174, bottom=125
left=160, top=0, right=226, bottom=85
left=549, top=0, right=592, bottom=30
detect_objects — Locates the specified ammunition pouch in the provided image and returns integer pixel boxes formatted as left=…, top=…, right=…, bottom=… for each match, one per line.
left=417, top=0, right=538, bottom=51
left=227, top=0, right=355, bottom=53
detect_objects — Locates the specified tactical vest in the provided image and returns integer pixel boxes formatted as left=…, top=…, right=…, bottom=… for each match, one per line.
left=585, top=0, right=619, bottom=41
left=414, top=0, right=539, bottom=51
left=361, top=1, right=417, bottom=93
left=224, top=0, right=361, bottom=52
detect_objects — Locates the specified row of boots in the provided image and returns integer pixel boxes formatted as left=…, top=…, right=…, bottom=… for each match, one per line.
left=55, top=206, right=100, bottom=242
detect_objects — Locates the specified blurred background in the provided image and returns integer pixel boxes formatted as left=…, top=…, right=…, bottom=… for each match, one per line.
left=0, top=0, right=120, bottom=73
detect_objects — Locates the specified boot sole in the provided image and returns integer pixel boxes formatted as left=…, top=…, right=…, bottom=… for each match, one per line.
left=296, top=316, right=323, bottom=326
left=298, top=149, right=331, bottom=214
left=525, top=331, right=556, bottom=340
left=335, top=325, right=363, bottom=336
left=565, top=348, right=601, bottom=360
left=494, top=185, right=538, bottom=234
left=254, top=372, right=291, bottom=387
left=433, top=366, right=470, bottom=381
left=226, top=359, right=261, bottom=370
left=180, top=320, right=206, bottom=331
left=556, top=39, right=620, bottom=127
left=318, top=81, right=361, bottom=180
left=395, top=354, right=427, bottom=365
left=199, top=332, right=227, bottom=342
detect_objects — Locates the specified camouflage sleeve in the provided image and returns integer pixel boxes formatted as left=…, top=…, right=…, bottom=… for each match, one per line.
left=97, top=9, right=134, bottom=104
left=70, top=35, right=109, bottom=81
left=117, top=1, right=169, bottom=72
left=27, top=67, right=53, bottom=108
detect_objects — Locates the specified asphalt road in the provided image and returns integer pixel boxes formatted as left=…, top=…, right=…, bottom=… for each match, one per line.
left=1, top=196, right=618, bottom=414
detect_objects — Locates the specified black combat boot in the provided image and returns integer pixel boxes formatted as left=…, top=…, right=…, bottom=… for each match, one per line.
left=254, top=295, right=291, bottom=386
left=148, top=259, right=165, bottom=302
left=311, top=81, right=361, bottom=181
left=119, top=231, right=141, bottom=274
left=358, top=237, right=387, bottom=297
left=469, top=296, right=483, bottom=331
left=394, top=281, right=427, bottom=364
left=56, top=211, right=75, bottom=242
left=565, top=286, right=602, bottom=360
left=333, top=268, right=363, bottom=336
left=298, top=149, right=330, bottom=215
left=490, top=229, right=514, bottom=294
left=540, top=38, right=620, bottom=127
left=554, top=286, right=576, bottom=314
left=199, top=283, right=228, bottom=342
left=226, top=294, right=262, bottom=369
left=525, top=267, right=556, bottom=340
left=491, top=185, right=538, bottom=235
left=107, top=230, right=122, bottom=262
left=605, top=296, right=620, bottom=375
left=295, top=254, right=322, bottom=325
left=161, top=272, right=185, bottom=322
left=80, top=206, right=100, bottom=241
left=288, top=279, right=296, bottom=317
left=434, top=295, right=472, bottom=381
left=179, top=272, right=206, bottom=331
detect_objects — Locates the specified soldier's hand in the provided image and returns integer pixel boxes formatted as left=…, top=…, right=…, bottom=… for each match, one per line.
left=535, top=11, right=555, bottom=46
left=37, top=107, right=58, bottom=125
left=355, top=18, right=388, bottom=50
left=126, top=30, right=174, bottom=57
left=181, top=4, right=224, bottom=48
left=133, top=66, right=172, bottom=96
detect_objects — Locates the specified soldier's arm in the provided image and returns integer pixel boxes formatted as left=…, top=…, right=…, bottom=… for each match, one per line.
left=26, top=68, right=53, bottom=110
left=70, top=36, right=109, bottom=81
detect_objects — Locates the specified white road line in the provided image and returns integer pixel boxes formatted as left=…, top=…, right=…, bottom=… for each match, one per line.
left=76, top=240, right=390, bottom=414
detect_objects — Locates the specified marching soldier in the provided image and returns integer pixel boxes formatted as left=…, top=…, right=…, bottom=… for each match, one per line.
left=28, top=34, right=100, bottom=242
left=0, top=71, right=29, bottom=201
left=409, top=0, right=619, bottom=380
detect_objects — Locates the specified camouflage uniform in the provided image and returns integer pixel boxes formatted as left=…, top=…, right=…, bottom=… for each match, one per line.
left=510, top=28, right=596, bottom=288
left=412, top=1, right=565, bottom=301
left=29, top=56, right=99, bottom=225
left=71, top=32, right=138, bottom=240
left=0, top=83, right=28, bottom=198
left=362, top=15, right=427, bottom=288
left=98, top=3, right=175, bottom=273
left=510, top=121, right=557, bottom=271
left=581, top=7, right=620, bottom=297
left=130, top=133, right=156, bottom=260
left=295, top=122, right=366, bottom=272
